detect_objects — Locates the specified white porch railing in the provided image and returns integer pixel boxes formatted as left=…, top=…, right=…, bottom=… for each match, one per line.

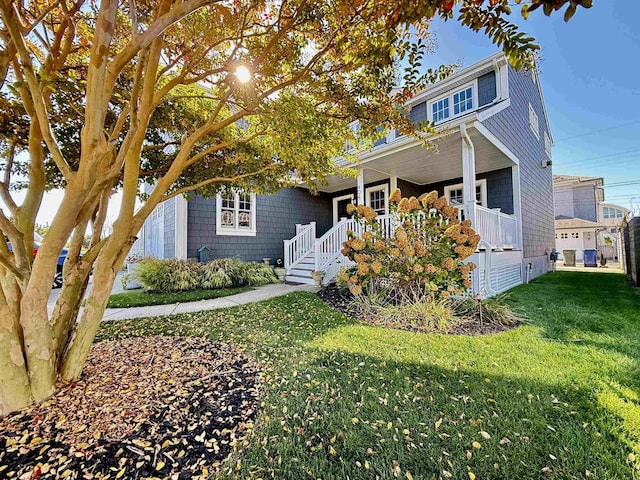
left=283, top=207, right=519, bottom=284
left=473, top=205, right=518, bottom=249
left=283, top=222, right=315, bottom=273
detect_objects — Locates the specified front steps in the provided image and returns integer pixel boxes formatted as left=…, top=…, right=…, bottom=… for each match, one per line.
left=284, top=252, right=316, bottom=285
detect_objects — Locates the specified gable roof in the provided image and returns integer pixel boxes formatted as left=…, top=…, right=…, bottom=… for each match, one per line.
left=555, top=218, right=602, bottom=230
left=553, top=174, right=603, bottom=186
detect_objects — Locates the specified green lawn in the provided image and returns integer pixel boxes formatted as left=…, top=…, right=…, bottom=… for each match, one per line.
left=105, top=286, right=252, bottom=308
left=97, top=272, right=640, bottom=479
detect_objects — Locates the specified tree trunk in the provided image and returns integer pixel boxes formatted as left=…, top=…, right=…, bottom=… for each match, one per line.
left=0, top=275, right=32, bottom=415
left=52, top=265, right=91, bottom=360
left=59, top=253, right=118, bottom=381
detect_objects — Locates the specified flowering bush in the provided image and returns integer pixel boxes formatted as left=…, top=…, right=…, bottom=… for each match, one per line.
left=338, top=189, right=479, bottom=299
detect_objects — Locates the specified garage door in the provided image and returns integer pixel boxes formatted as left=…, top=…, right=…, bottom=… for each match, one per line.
left=556, top=233, right=584, bottom=261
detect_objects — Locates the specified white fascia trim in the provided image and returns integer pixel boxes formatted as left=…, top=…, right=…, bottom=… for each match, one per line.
left=473, top=121, right=520, bottom=166
left=477, top=98, right=511, bottom=122
left=174, top=195, right=188, bottom=259
left=408, top=52, right=506, bottom=105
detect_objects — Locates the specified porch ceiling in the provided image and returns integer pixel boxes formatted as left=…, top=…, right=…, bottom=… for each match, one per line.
left=313, top=126, right=515, bottom=193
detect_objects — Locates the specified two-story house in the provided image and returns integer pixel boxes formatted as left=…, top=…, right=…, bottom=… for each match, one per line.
left=141, top=52, right=556, bottom=295
left=553, top=175, right=604, bottom=261
left=553, top=175, right=629, bottom=261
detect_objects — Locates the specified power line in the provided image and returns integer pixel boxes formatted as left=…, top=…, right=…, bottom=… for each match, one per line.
left=554, top=156, right=640, bottom=172
left=603, top=180, right=640, bottom=188
left=553, top=148, right=640, bottom=167
left=553, top=119, right=640, bottom=144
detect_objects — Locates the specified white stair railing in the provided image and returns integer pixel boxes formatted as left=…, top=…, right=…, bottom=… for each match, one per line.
left=283, top=222, right=315, bottom=273
left=315, top=218, right=357, bottom=276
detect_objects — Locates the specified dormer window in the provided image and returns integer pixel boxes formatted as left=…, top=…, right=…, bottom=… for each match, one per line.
left=432, top=98, right=449, bottom=123
left=429, top=82, right=476, bottom=124
left=453, top=87, right=473, bottom=115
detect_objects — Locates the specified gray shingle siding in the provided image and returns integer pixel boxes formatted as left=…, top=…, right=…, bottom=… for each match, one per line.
left=409, top=101, right=428, bottom=124
left=481, top=66, right=555, bottom=270
left=163, top=197, right=175, bottom=259
left=477, top=71, right=496, bottom=107
left=553, top=185, right=574, bottom=218
left=405, top=168, right=514, bottom=214
left=573, top=185, right=598, bottom=222
left=186, top=187, right=332, bottom=263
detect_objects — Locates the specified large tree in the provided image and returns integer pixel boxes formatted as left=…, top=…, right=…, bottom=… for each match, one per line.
left=0, top=0, right=591, bottom=414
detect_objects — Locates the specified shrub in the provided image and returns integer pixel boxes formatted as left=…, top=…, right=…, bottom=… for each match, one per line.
left=339, top=188, right=479, bottom=300
left=350, top=289, right=456, bottom=331
left=451, top=293, right=520, bottom=327
left=133, top=257, right=278, bottom=292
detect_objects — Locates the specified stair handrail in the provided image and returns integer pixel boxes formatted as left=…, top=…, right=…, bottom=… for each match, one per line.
left=315, top=217, right=358, bottom=273
left=283, top=222, right=315, bottom=273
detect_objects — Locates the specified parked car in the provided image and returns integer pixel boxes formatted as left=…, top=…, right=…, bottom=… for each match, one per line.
left=5, top=234, right=69, bottom=289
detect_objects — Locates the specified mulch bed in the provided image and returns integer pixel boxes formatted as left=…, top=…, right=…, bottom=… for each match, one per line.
left=0, top=336, right=261, bottom=479
left=318, top=286, right=517, bottom=335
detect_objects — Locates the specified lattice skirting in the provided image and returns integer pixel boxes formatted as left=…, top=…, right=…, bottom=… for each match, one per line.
left=477, top=262, right=522, bottom=295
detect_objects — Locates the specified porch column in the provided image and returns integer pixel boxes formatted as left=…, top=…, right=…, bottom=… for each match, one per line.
left=460, top=124, right=476, bottom=226
left=390, top=176, right=398, bottom=193
left=511, top=165, right=524, bottom=250
left=357, top=168, right=365, bottom=205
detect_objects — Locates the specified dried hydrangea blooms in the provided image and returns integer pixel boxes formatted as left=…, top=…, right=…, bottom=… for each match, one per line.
left=337, top=188, right=479, bottom=298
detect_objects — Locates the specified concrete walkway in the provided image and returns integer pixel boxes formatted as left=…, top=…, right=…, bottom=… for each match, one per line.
left=101, top=283, right=318, bottom=321
left=556, top=261, right=624, bottom=274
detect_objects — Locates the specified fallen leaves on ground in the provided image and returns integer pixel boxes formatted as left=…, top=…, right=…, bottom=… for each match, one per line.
left=0, top=336, right=261, bottom=479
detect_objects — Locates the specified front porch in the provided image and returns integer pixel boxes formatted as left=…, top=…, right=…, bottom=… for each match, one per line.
left=284, top=121, right=525, bottom=294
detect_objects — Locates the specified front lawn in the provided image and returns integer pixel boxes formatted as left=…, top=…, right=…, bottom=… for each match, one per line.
left=106, top=286, right=252, bottom=308
left=97, top=271, right=640, bottom=479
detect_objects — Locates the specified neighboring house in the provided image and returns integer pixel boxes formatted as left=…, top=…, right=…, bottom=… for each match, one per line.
left=553, top=175, right=629, bottom=261
left=553, top=175, right=604, bottom=261
left=142, top=52, right=556, bottom=295
left=598, top=202, right=630, bottom=260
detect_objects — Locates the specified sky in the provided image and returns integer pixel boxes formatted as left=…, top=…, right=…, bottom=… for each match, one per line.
left=4, top=1, right=640, bottom=226
left=427, top=1, right=640, bottom=213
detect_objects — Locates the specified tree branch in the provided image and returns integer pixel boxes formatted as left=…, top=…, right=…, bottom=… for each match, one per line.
left=0, top=0, right=74, bottom=180
left=160, top=165, right=275, bottom=202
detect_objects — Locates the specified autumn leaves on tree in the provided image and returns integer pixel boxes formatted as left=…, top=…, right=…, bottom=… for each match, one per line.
left=0, top=0, right=591, bottom=414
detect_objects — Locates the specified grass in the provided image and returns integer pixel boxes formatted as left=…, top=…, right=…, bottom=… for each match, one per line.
left=97, top=271, right=640, bottom=479
left=105, top=286, right=252, bottom=308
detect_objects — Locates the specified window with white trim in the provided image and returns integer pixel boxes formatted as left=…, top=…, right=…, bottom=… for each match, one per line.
left=444, top=179, right=487, bottom=207
left=603, top=206, right=624, bottom=219
left=544, top=132, right=552, bottom=158
left=151, top=202, right=164, bottom=220
left=216, top=192, right=256, bottom=236
left=560, top=233, right=568, bottom=239
left=453, top=87, right=473, bottom=116
left=571, top=232, right=579, bottom=239
left=429, top=82, right=476, bottom=124
left=365, top=185, right=388, bottom=216
left=529, top=103, right=540, bottom=139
